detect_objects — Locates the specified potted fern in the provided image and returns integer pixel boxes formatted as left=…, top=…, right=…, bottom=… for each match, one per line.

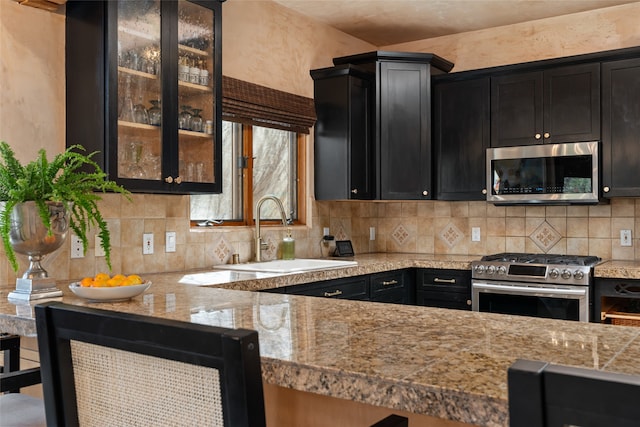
left=0, top=141, right=130, bottom=279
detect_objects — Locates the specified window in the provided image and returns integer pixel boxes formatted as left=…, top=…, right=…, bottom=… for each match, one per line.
left=190, top=122, right=303, bottom=224
left=190, top=76, right=315, bottom=226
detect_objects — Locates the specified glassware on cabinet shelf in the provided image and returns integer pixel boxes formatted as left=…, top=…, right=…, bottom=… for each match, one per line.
left=148, top=100, right=161, bottom=126
left=133, top=97, right=150, bottom=124
left=178, top=105, right=193, bottom=130
left=126, top=141, right=145, bottom=179
left=191, top=108, right=203, bottom=132
left=118, top=76, right=135, bottom=122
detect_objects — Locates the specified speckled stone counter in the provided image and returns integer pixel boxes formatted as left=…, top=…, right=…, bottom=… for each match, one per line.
left=594, top=260, right=640, bottom=279
left=1, top=253, right=640, bottom=427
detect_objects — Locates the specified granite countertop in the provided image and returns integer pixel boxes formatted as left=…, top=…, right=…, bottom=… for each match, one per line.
left=1, top=253, right=640, bottom=427
left=594, top=260, right=640, bottom=279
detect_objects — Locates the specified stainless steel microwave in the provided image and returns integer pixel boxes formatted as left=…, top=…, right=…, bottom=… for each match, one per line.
left=486, top=141, right=599, bottom=205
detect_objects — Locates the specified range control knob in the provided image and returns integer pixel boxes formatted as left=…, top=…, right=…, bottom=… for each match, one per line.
left=497, top=266, right=507, bottom=275
left=487, top=265, right=496, bottom=275
left=573, top=270, right=585, bottom=280
left=475, top=265, right=486, bottom=274
left=549, top=268, right=560, bottom=279
left=561, top=269, right=572, bottom=279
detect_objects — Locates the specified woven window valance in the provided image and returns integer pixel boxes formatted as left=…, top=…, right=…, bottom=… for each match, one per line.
left=222, top=76, right=316, bottom=134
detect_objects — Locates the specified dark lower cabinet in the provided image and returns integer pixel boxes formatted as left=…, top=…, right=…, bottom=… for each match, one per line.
left=602, top=57, right=640, bottom=197
left=369, top=270, right=415, bottom=305
left=287, top=276, right=369, bottom=300
left=593, top=278, right=640, bottom=324
left=415, top=269, right=471, bottom=310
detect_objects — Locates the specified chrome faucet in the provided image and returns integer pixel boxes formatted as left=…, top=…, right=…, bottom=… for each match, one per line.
left=255, top=195, right=288, bottom=262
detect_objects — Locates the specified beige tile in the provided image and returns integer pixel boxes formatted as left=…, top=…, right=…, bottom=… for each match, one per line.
left=525, top=217, right=545, bottom=235
left=434, top=201, right=451, bottom=217
left=486, top=217, right=506, bottom=237
left=612, top=245, right=635, bottom=261
left=589, top=218, right=611, bottom=239
left=566, top=238, right=589, bottom=256
left=166, top=195, right=189, bottom=218
left=417, top=200, right=435, bottom=218
left=505, top=217, right=525, bottom=236
left=611, top=218, right=635, bottom=238
left=485, top=236, right=505, bottom=254
left=611, top=198, right=635, bottom=217
left=525, top=206, right=545, bottom=217
left=143, top=194, right=168, bottom=219
left=505, top=237, right=525, bottom=253
left=486, top=204, right=506, bottom=218
left=545, top=206, right=567, bottom=217
left=401, top=202, right=418, bottom=218
left=588, top=238, right=612, bottom=261
left=468, top=201, right=486, bottom=217
left=566, top=205, right=589, bottom=217
left=121, top=219, right=144, bottom=248
left=546, top=217, right=566, bottom=238
left=417, top=217, right=435, bottom=237
left=416, top=235, right=434, bottom=254
left=567, top=217, right=589, bottom=238
left=505, top=206, right=525, bottom=217
left=384, top=202, right=403, bottom=218
left=451, top=202, right=469, bottom=217
left=589, top=204, right=611, bottom=217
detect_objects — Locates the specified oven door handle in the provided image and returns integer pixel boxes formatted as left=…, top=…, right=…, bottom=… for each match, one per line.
left=472, top=282, right=588, bottom=297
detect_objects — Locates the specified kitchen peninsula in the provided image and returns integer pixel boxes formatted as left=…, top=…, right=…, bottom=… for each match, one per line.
left=1, top=254, right=640, bottom=427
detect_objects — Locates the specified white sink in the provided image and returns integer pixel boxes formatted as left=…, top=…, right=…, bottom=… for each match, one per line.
left=179, top=270, right=282, bottom=286
left=217, top=258, right=358, bottom=274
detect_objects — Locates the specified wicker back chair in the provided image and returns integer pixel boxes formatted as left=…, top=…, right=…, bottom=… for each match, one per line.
left=35, top=301, right=265, bottom=427
left=508, top=359, right=640, bottom=427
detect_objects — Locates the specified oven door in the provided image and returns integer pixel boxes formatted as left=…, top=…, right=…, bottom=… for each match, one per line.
left=472, top=280, right=589, bottom=322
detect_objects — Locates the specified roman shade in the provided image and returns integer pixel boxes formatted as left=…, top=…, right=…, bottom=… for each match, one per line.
left=222, top=76, right=316, bottom=134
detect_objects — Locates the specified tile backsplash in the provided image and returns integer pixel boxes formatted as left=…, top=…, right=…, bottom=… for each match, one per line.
left=2, top=195, right=639, bottom=284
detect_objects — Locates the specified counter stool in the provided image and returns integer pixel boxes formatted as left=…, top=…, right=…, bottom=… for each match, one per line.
left=0, top=333, right=46, bottom=427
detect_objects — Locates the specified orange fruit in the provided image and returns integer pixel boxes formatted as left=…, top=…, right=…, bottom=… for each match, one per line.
left=127, top=274, right=143, bottom=285
left=80, top=277, right=94, bottom=287
left=94, top=272, right=110, bottom=282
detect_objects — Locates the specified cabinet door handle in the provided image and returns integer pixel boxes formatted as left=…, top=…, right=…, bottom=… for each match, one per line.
left=175, top=176, right=183, bottom=184
left=434, top=278, right=456, bottom=284
left=535, top=133, right=542, bottom=140
left=381, top=280, right=398, bottom=286
left=351, top=188, right=358, bottom=194
left=482, top=188, right=487, bottom=195
left=164, top=176, right=174, bottom=183
left=543, top=132, right=550, bottom=139
left=324, top=290, right=343, bottom=297
left=466, top=299, right=472, bottom=306
left=422, top=190, right=428, bottom=196
left=603, top=186, right=610, bottom=193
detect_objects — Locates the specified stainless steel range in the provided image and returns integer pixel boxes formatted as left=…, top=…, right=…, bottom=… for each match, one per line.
left=471, top=253, right=601, bottom=322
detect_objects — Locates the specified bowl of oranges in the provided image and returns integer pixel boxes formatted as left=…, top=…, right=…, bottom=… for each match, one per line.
left=69, top=273, right=150, bottom=302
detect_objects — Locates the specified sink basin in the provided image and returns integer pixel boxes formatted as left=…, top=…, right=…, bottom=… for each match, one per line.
left=179, top=270, right=283, bottom=285
left=218, top=258, right=358, bottom=274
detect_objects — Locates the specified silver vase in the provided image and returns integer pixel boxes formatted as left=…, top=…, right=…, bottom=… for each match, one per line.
left=8, top=201, right=70, bottom=301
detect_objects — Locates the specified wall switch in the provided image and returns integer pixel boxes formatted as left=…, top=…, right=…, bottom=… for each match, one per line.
left=369, top=227, right=376, bottom=241
left=166, top=231, right=176, bottom=253
left=70, top=234, right=84, bottom=258
left=620, top=229, right=632, bottom=247
left=143, top=233, right=154, bottom=254
left=95, top=235, right=105, bottom=257
left=323, top=227, right=330, bottom=237
left=472, top=227, right=481, bottom=242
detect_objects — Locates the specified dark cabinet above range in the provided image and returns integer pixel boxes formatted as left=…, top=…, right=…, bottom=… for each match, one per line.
left=490, top=63, right=600, bottom=147
left=312, top=51, right=453, bottom=200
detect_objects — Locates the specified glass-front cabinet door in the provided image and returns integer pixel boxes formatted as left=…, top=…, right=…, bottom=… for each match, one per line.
left=66, top=0, right=222, bottom=194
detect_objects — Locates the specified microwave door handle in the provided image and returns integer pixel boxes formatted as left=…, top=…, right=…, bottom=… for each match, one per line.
left=473, top=282, right=588, bottom=297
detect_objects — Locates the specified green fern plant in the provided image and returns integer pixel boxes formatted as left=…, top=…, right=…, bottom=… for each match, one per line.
left=0, top=141, right=130, bottom=273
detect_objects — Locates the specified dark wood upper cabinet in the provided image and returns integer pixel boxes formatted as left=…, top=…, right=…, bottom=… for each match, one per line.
left=601, top=57, right=640, bottom=197
left=66, top=0, right=223, bottom=194
left=312, top=51, right=453, bottom=200
left=491, top=63, right=600, bottom=147
left=433, top=76, right=490, bottom=200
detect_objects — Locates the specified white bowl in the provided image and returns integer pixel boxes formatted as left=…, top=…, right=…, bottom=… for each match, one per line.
left=69, top=282, right=151, bottom=302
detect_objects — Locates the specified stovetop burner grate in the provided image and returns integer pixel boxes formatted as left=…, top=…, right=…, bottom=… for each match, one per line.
left=481, top=253, right=601, bottom=267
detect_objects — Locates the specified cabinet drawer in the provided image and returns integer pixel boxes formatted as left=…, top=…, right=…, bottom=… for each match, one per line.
left=416, top=290, right=471, bottom=310
left=288, top=277, right=369, bottom=300
left=418, top=269, right=470, bottom=292
left=370, top=270, right=413, bottom=304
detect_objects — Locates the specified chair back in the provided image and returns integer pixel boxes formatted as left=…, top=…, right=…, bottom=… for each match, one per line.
left=508, top=359, right=640, bottom=427
left=35, top=301, right=265, bottom=427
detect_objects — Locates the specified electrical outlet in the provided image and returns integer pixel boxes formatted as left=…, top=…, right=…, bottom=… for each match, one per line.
left=323, top=227, right=330, bottom=236
left=620, top=229, right=632, bottom=247
left=472, top=227, right=481, bottom=242
left=369, top=227, right=376, bottom=241
left=166, top=231, right=176, bottom=253
left=143, top=233, right=154, bottom=255
left=95, top=235, right=105, bottom=257
left=70, top=235, right=84, bottom=258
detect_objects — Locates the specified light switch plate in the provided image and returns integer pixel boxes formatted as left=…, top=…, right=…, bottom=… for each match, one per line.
left=369, top=227, right=376, bottom=241
left=620, top=229, right=632, bottom=247
left=143, top=233, right=154, bottom=255
left=472, top=227, right=481, bottom=242
left=166, top=231, right=176, bottom=253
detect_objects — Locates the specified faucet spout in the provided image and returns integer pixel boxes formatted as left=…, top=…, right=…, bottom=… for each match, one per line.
left=255, top=195, right=288, bottom=262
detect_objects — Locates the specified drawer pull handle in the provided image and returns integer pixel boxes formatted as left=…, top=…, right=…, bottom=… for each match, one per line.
left=324, top=290, right=343, bottom=297
left=434, top=278, right=456, bottom=284
left=381, top=280, right=398, bottom=286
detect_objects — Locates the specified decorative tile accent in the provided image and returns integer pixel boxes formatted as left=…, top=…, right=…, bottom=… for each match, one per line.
left=530, top=221, right=561, bottom=252
left=438, top=222, right=464, bottom=249
left=212, top=236, right=234, bottom=264
left=391, top=224, right=410, bottom=246
left=335, top=226, right=348, bottom=241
